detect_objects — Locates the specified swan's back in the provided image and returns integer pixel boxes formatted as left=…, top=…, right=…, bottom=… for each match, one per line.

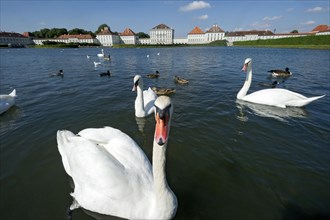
left=243, top=88, right=324, bottom=108
left=0, top=89, right=16, bottom=114
left=57, top=127, right=154, bottom=218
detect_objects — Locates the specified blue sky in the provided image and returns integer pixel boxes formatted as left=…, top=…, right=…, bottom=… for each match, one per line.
left=1, top=1, right=329, bottom=37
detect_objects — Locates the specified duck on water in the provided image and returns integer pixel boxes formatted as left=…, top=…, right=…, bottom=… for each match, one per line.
left=268, top=67, right=292, bottom=77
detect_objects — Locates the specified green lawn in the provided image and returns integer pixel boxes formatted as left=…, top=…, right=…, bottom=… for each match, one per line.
left=234, top=35, right=330, bottom=49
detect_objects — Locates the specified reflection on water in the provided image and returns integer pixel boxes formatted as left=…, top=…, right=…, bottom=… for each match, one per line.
left=135, top=117, right=147, bottom=133
left=236, top=100, right=308, bottom=122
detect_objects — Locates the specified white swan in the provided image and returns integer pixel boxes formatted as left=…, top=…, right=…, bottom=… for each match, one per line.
left=0, top=89, right=16, bottom=114
left=132, top=75, right=157, bottom=117
left=97, top=49, right=104, bottom=58
left=237, top=58, right=325, bottom=108
left=57, top=96, right=177, bottom=220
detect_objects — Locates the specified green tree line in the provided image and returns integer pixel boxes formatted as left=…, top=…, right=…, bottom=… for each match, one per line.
left=28, top=24, right=149, bottom=39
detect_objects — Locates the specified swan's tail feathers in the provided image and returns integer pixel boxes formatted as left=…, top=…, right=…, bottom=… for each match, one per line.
left=9, top=89, right=16, bottom=97
left=304, top=95, right=326, bottom=106
left=287, top=95, right=325, bottom=107
left=57, top=130, right=76, bottom=176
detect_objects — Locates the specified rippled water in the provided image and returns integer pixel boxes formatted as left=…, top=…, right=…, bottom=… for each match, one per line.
left=0, top=47, right=329, bottom=220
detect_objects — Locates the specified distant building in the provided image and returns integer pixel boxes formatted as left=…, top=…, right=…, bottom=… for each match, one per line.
left=311, top=24, right=330, bottom=35
left=187, top=26, right=205, bottom=44
left=138, top=38, right=150, bottom=45
left=226, top=30, right=274, bottom=42
left=33, top=34, right=98, bottom=45
left=205, top=24, right=225, bottom=42
left=149, top=24, right=174, bottom=45
left=96, top=27, right=120, bottom=46
left=120, top=28, right=138, bottom=45
left=0, top=31, right=34, bottom=47
left=57, top=34, right=98, bottom=44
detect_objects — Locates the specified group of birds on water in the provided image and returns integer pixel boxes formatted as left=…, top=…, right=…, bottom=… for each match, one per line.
left=1, top=57, right=325, bottom=220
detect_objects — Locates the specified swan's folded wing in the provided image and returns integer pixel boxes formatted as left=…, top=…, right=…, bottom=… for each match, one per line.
left=57, top=130, right=130, bottom=196
left=144, top=88, right=157, bottom=115
left=78, top=127, right=152, bottom=180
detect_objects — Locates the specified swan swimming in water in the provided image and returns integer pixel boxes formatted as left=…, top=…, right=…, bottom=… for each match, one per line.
left=57, top=96, right=177, bottom=219
left=237, top=58, right=325, bottom=108
left=132, top=75, right=157, bottom=117
left=0, top=89, right=16, bottom=114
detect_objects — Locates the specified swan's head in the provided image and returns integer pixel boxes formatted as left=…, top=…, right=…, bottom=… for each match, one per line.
left=242, top=58, right=252, bottom=72
left=154, top=96, right=173, bottom=146
left=132, top=75, right=142, bottom=91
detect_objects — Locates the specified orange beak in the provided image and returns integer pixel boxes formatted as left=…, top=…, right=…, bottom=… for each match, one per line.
left=154, top=113, right=169, bottom=146
left=242, top=63, right=247, bottom=72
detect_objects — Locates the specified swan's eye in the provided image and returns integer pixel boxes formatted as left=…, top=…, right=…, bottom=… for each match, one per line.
left=155, top=104, right=171, bottom=120
left=134, top=79, right=139, bottom=87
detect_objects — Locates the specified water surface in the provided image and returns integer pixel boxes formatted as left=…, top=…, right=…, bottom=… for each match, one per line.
left=0, top=47, right=329, bottom=220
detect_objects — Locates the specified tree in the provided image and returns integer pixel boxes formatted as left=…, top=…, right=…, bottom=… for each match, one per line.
left=96, top=24, right=110, bottom=33
left=290, top=30, right=299, bottom=33
left=47, top=28, right=68, bottom=38
left=136, top=32, right=150, bottom=38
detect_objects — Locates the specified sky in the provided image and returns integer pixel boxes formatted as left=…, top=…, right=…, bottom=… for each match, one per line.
left=1, top=0, right=329, bottom=38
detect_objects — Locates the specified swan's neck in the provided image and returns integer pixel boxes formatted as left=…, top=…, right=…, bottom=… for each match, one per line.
left=135, top=85, right=145, bottom=117
left=152, top=141, right=177, bottom=217
left=237, top=66, right=252, bottom=99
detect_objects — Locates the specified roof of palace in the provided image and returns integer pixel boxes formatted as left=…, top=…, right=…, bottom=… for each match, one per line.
left=206, top=25, right=225, bottom=33
left=188, top=26, right=204, bottom=35
left=97, top=27, right=118, bottom=35
left=0, top=31, right=28, bottom=38
left=151, top=24, right=172, bottom=30
left=311, top=24, right=330, bottom=33
left=226, top=30, right=274, bottom=37
left=57, top=34, right=94, bottom=39
left=120, top=28, right=136, bottom=36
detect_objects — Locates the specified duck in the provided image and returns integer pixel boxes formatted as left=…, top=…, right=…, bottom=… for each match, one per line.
left=152, top=87, right=176, bottom=95
left=174, top=76, right=189, bottom=84
left=51, top=70, right=64, bottom=77
left=100, top=70, right=111, bottom=77
left=103, top=55, right=111, bottom=61
left=268, top=67, right=292, bottom=77
left=0, top=89, right=16, bottom=114
left=132, top=75, right=157, bottom=117
left=146, top=71, right=160, bottom=78
left=237, top=58, right=325, bottom=108
left=57, top=96, right=177, bottom=220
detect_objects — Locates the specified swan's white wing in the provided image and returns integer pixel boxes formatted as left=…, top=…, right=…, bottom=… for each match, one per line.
left=244, top=88, right=309, bottom=108
left=57, top=129, right=153, bottom=217
left=143, top=87, right=157, bottom=115
left=78, top=127, right=152, bottom=178
left=0, top=90, right=16, bottom=114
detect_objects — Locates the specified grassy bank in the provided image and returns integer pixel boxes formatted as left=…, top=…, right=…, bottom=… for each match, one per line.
left=234, top=35, right=330, bottom=49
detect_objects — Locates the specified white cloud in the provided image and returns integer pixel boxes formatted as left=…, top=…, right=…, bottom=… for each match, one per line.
left=301, top=20, right=316, bottom=25
left=251, top=21, right=271, bottom=29
left=306, top=6, right=323, bottom=13
left=286, top=8, right=294, bottom=12
left=233, top=27, right=243, bottom=31
left=39, top=21, right=46, bottom=26
left=179, top=1, right=210, bottom=12
left=198, top=14, right=208, bottom=20
left=263, top=16, right=282, bottom=21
